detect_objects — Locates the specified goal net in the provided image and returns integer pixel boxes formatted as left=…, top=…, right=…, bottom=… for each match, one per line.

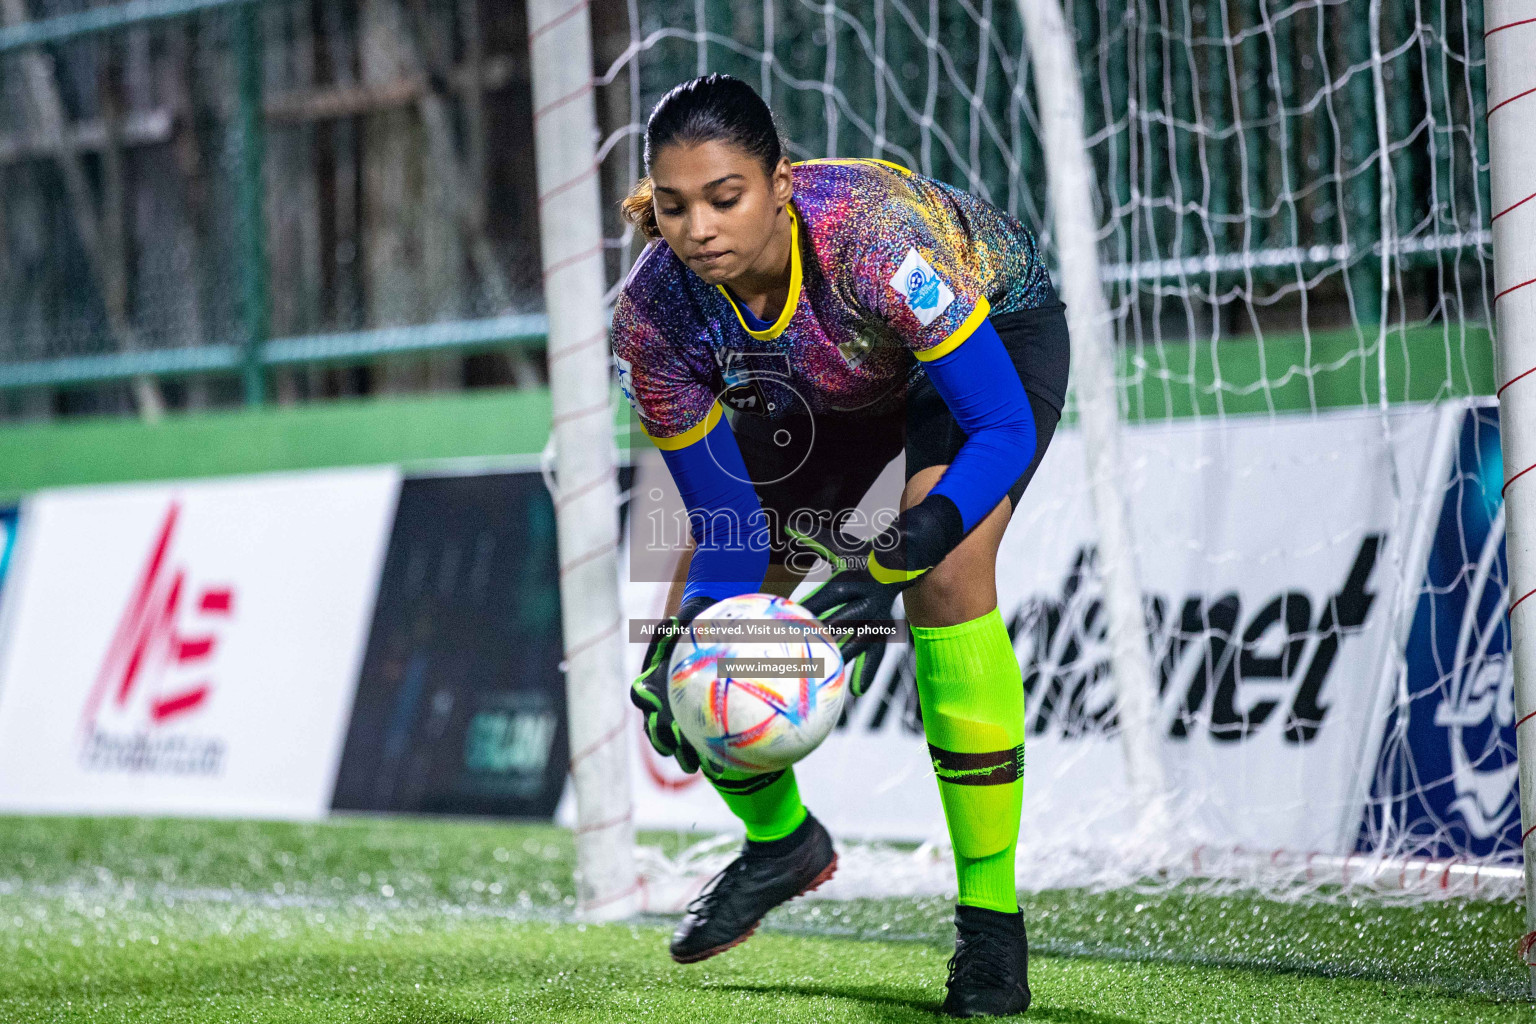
left=586, top=0, right=1512, bottom=906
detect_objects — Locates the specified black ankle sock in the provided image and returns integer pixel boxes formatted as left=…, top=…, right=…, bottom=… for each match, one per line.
left=744, top=813, right=818, bottom=858
left=955, top=903, right=1024, bottom=931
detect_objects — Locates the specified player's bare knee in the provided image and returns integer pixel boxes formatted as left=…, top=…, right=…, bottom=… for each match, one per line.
left=908, top=564, right=970, bottom=617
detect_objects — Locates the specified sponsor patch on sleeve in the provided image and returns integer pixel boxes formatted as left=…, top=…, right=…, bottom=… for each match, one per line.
left=889, top=248, right=956, bottom=327
left=614, top=355, right=647, bottom=418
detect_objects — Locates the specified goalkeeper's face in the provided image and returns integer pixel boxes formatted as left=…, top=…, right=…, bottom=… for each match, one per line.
left=649, top=140, right=793, bottom=286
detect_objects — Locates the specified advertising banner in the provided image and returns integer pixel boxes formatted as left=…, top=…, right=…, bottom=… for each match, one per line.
left=331, top=472, right=569, bottom=819
left=1360, top=402, right=1521, bottom=860
left=0, top=469, right=399, bottom=818
left=0, top=506, right=17, bottom=606
left=628, top=405, right=1443, bottom=858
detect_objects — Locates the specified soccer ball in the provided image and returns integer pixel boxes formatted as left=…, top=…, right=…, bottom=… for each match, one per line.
left=668, top=593, right=848, bottom=774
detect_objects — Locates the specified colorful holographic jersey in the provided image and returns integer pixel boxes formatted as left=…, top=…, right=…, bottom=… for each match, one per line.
left=611, top=158, right=1053, bottom=447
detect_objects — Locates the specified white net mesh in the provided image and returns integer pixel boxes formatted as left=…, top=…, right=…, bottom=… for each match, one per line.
left=592, top=0, right=1511, bottom=905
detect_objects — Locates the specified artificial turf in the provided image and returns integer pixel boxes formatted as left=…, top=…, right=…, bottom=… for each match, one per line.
left=0, top=815, right=1530, bottom=1022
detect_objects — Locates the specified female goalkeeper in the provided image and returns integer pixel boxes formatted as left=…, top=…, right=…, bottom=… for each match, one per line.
left=617, top=74, right=1068, bottom=1018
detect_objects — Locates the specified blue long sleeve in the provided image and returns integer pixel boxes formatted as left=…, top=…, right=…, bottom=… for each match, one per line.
left=922, top=317, right=1038, bottom=532
left=658, top=410, right=771, bottom=605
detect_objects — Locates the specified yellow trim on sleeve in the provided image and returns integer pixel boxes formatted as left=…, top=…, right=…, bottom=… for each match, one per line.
left=793, top=157, right=914, bottom=176
left=716, top=205, right=803, bottom=341
left=867, top=550, right=930, bottom=586
left=913, top=296, right=992, bottom=363
left=646, top=401, right=724, bottom=451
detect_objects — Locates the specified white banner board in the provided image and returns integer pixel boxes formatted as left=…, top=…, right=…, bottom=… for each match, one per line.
left=626, top=405, right=1444, bottom=862
left=0, top=468, right=400, bottom=818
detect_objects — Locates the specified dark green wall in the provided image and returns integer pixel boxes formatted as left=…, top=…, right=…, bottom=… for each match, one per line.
left=0, top=389, right=566, bottom=502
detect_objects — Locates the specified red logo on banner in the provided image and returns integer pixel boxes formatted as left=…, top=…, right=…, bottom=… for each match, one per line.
left=77, top=502, right=234, bottom=774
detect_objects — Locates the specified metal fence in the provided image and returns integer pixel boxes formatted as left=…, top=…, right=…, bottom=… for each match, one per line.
left=0, top=0, right=549, bottom=416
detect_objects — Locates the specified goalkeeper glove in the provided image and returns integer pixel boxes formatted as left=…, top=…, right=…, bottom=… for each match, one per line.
left=630, top=593, right=717, bottom=774
left=791, top=495, right=964, bottom=695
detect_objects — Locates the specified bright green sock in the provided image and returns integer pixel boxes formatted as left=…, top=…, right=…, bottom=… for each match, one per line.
left=710, top=767, right=808, bottom=843
left=913, top=607, right=1025, bottom=914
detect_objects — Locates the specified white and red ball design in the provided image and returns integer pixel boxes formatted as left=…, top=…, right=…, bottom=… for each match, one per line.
left=668, top=594, right=848, bottom=774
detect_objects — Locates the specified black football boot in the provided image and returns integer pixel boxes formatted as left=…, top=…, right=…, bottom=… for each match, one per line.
left=940, top=904, right=1031, bottom=1017
left=669, top=813, right=837, bottom=964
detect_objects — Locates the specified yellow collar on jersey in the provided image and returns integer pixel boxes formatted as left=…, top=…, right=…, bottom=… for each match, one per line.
left=716, top=204, right=804, bottom=341
left=714, top=160, right=915, bottom=342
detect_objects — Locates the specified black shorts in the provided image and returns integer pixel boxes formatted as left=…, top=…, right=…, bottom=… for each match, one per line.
left=731, top=302, right=1070, bottom=564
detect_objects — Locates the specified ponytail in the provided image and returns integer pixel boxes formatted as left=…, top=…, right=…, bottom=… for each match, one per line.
left=621, top=175, right=662, bottom=241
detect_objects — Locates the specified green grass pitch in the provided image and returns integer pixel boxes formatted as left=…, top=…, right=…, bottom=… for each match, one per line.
left=0, top=815, right=1530, bottom=1022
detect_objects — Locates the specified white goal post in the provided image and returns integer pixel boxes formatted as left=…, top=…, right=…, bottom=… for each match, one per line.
left=527, top=0, right=638, bottom=921
left=1015, top=0, right=1169, bottom=840
left=1482, top=0, right=1536, bottom=994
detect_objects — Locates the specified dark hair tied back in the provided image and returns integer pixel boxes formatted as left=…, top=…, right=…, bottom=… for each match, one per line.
left=621, top=74, right=784, bottom=241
